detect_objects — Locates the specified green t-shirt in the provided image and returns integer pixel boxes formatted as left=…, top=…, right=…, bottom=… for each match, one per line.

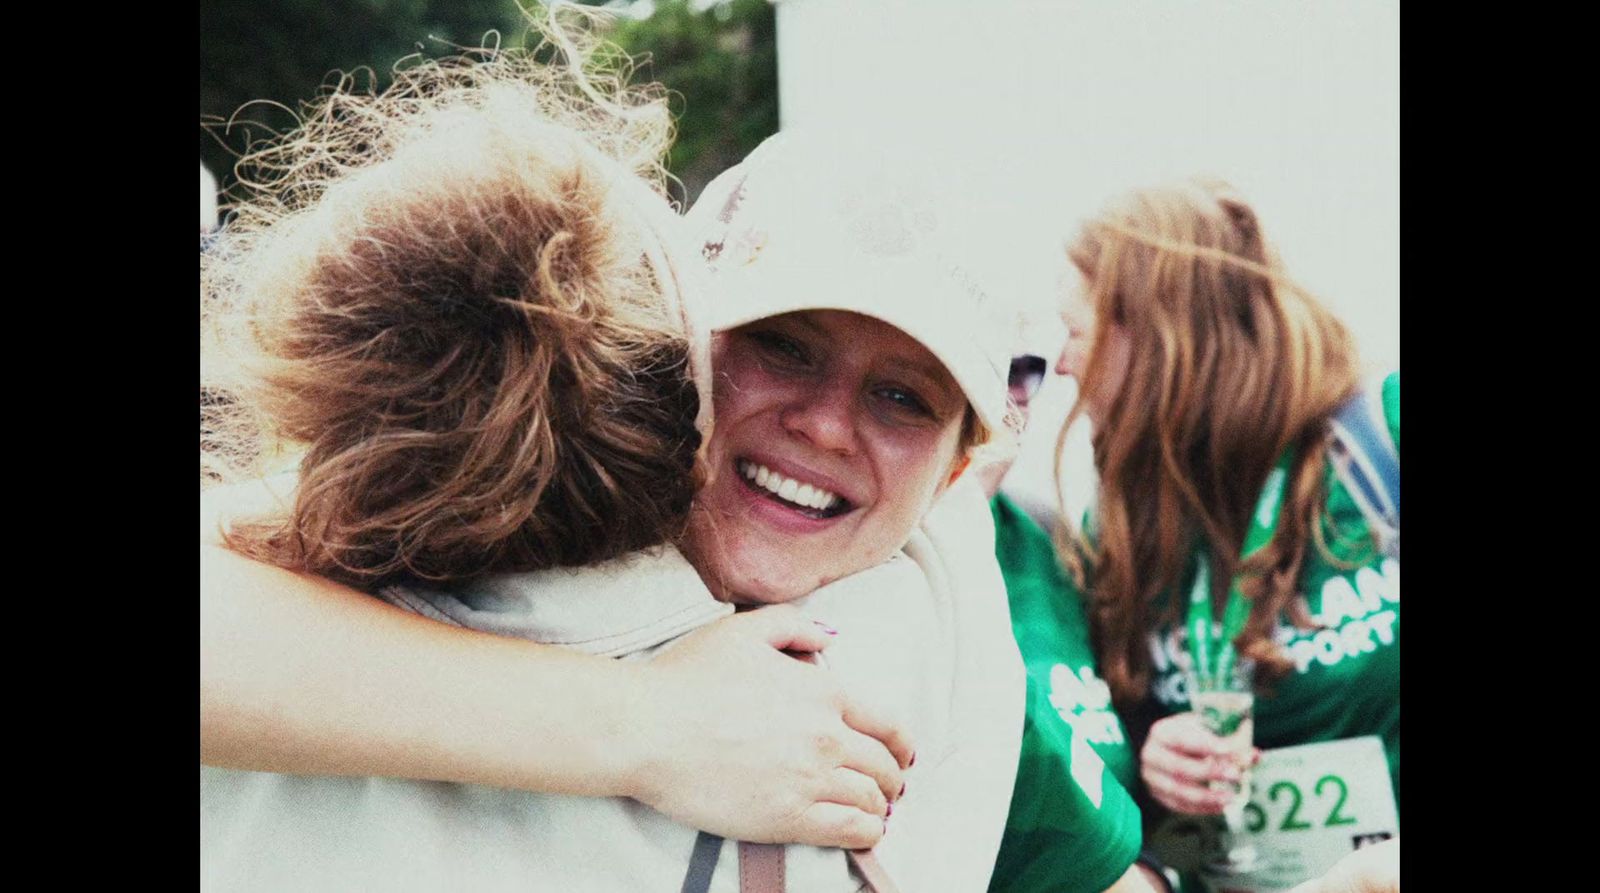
left=987, top=494, right=1144, bottom=893
left=1147, top=372, right=1401, bottom=805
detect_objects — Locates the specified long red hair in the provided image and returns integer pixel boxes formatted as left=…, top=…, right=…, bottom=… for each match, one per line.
left=1056, top=179, right=1362, bottom=708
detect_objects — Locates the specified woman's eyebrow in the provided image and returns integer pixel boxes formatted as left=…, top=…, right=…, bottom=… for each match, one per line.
left=786, top=313, right=829, bottom=337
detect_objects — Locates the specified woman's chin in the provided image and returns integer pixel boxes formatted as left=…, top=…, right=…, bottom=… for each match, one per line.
left=720, top=571, right=819, bottom=607
left=701, top=550, right=826, bottom=607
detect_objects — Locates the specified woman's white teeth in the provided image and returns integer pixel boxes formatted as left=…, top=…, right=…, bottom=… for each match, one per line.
left=739, top=460, right=841, bottom=511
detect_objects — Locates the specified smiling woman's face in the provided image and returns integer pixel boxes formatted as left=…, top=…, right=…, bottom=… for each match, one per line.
left=685, top=309, right=968, bottom=604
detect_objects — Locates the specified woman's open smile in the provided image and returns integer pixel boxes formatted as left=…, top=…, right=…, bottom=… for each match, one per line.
left=734, top=455, right=855, bottom=520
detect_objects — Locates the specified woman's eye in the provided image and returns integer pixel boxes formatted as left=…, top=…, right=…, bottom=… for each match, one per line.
left=874, top=386, right=935, bottom=419
left=749, top=331, right=809, bottom=365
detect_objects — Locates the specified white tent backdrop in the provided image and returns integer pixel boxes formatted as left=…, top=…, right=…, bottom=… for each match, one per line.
left=773, top=0, right=1398, bottom=521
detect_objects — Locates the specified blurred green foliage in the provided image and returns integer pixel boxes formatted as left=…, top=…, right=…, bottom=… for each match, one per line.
left=609, top=0, right=777, bottom=204
left=200, top=0, right=776, bottom=210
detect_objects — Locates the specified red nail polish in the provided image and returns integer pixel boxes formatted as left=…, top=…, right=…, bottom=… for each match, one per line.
left=886, top=801, right=893, bottom=817
left=899, top=781, right=907, bottom=798
left=813, top=621, right=838, bottom=635
left=908, top=751, right=917, bottom=768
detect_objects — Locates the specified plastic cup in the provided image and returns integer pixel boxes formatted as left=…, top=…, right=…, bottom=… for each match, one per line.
left=1186, top=658, right=1258, bottom=872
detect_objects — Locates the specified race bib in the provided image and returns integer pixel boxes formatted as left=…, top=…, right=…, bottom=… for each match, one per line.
left=1199, top=737, right=1398, bottom=893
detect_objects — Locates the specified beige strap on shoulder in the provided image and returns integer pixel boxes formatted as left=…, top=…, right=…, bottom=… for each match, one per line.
left=733, top=841, right=901, bottom=893
left=848, top=850, right=901, bottom=893
left=738, top=842, right=785, bottom=892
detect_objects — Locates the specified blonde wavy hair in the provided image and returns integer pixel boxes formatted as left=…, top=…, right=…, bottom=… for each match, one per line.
left=1055, top=179, right=1362, bottom=707
left=201, top=6, right=707, bottom=588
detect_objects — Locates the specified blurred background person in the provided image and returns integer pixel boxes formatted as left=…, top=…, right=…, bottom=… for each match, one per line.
left=1055, top=180, right=1398, bottom=893
left=980, top=307, right=1171, bottom=893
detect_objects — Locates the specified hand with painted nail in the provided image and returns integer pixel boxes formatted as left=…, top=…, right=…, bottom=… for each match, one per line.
left=1139, top=712, right=1253, bottom=815
left=627, top=604, right=916, bottom=849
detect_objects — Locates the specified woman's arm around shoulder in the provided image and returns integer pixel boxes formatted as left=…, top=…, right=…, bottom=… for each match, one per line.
left=200, top=481, right=912, bottom=848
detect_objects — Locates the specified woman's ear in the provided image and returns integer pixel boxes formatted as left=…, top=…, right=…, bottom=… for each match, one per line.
left=945, top=454, right=972, bottom=487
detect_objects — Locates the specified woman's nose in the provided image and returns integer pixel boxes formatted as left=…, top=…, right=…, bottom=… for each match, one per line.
left=1055, top=342, right=1080, bottom=378
left=779, top=382, right=857, bottom=455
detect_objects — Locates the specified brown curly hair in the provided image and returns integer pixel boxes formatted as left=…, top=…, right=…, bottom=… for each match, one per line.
left=200, top=8, right=705, bottom=588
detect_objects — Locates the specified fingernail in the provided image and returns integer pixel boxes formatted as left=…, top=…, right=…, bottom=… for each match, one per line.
left=886, top=801, right=893, bottom=817
left=908, top=750, right=917, bottom=768
left=899, top=780, right=907, bottom=798
left=813, top=621, right=838, bottom=636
